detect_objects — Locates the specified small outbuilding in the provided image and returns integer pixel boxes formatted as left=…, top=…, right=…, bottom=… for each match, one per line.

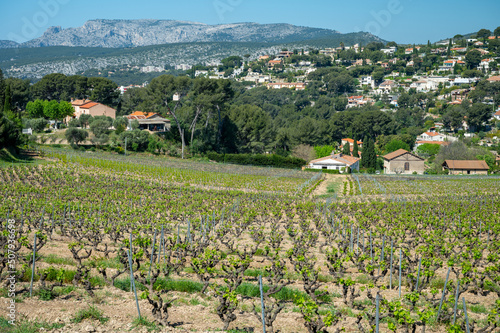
left=383, top=149, right=425, bottom=174
left=442, top=160, right=489, bottom=175
left=308, top=153, right=360, bottom=173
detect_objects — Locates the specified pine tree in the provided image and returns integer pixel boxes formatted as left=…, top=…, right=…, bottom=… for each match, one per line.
left=342, top=141, right=350, bottom=155
left=4, top=85, right=11, bottom=113
left=352, top=138, right=359, bottom=158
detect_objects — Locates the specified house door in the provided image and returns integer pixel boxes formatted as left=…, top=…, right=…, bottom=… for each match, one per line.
left=467, top=170, right=470, bottom=175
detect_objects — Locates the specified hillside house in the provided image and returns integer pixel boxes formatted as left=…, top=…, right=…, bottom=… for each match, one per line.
left=383, top=149, right=425, bottom=175
left=267, top=82, right=306, bottom=90
left=487, top=76, right=500, bottom=82
left=308, top=153, right=360, bottom=173
left=126, top=111, right=171, bottom=132
left=439, top=59, right=466, bottom=72
left=493, top=108, right=500, bottom=121
left=70, top=100, right=116, bottom=120
left=478, top=59, right=494, bottom=71
left=442, top=160, right=489, bottom=175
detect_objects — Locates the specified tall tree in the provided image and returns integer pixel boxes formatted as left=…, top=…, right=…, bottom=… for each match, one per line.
left=352, top=138, right=359, bottom=158
left=342, top=141, right=351, bottom=155
left=361, top=137, right=376, bottom=170
left=465, top=50, right=482, bottom=69
left=4, top=85, right=11, bottom=114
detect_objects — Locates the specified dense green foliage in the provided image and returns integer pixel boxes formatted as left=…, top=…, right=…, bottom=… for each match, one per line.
left=207, top=152, right=306, bottom=169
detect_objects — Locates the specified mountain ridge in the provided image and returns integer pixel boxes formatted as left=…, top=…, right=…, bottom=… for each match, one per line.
left=1, top=19, right=381, bottom=49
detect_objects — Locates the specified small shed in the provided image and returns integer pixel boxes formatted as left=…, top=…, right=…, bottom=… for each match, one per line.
left=442, top=160, right=489, bottom=175
left=383, top=149, right=425, bottom=174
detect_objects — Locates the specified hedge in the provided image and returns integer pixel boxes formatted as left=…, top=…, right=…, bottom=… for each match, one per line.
left=207, top=152, right=305, bottom=169
left=304, top=168, right=341, bottom=174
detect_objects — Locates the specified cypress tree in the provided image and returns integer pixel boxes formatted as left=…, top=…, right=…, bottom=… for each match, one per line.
left=361, top=137, right=377, bottom=170
left=4, top=85, right=11, bottom=113
left=352, top=138, right=359, bottom=158
left=342, top=141, right=351, bottom=155
left=0, top=69, right=5, bottom=113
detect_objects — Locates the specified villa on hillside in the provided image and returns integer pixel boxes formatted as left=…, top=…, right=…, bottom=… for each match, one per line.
left=126, top=111, right=171, bottom=132
left=70, top=99, right=116, bottom=120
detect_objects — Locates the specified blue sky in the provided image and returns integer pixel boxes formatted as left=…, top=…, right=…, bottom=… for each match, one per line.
left=1, top=0, right=499, bottom=44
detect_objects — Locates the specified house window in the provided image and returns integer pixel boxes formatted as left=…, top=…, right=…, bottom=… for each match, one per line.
left=404, top=162, right=410, bottom=171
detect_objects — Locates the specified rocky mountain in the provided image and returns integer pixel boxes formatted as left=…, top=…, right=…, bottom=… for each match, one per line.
left=3, top=19, right=382, bottom=48
left=0, top=40, right=19, bottom=48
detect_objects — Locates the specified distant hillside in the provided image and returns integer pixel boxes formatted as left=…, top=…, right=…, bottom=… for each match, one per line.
left=1, top=19, right=383, bottom=49
left=0, top=37, right=384, bottom=81
left=0, top=40, right=19, bottom=48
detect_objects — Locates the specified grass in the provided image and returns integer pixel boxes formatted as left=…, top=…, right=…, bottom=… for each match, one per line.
left=72, top=305, right=109, bottom=324
left=469, top=303, right=488, bottom=314
left=0, top=316, right=65, bottom=333
left=42, top=254, right=76, bottom=266
left=132, top=317, right=159, bottom=331
left=89, top=256, right=124, bottom=270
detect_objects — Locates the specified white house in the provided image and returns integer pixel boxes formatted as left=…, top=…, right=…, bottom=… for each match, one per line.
left=417, top=130, right=457, bottom=143
left=478, top=59, right=494, bottom=71
left=308, top=153, right=360, bottom=173
left=493, top=108, right=500, bottom=121
left=381, top=47, right=397, bottom=55
left=360, top=76, right=375, bottom=89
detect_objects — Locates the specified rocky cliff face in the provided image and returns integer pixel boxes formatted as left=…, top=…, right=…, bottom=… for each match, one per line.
left=18, top=19, right=350, bottom=48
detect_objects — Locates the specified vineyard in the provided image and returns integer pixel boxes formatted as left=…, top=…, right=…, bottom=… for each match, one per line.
left=1, top=150, right=500, bottom=333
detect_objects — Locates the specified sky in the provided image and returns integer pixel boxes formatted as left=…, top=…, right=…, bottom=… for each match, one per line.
left=1, top=0, right=499, bottom=44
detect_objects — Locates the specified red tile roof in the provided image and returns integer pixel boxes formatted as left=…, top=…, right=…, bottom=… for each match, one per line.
left=80, top=102, right=99, bottom=109
left=383, top=149, right=423, bottom=161
left=442, top=160, right=489, bottom=170
left=309, top=154, right=360, bottom=166
left=416, top=141, right=450, bottom=146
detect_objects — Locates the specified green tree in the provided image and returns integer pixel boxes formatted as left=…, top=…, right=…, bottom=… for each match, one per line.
left=314, top=145, right=334, bottom=158
left=467, top=103, right=491, bottom=131
left=342, top=141, right=351, bottom=155
left=465, top=50, right=482, bottom=69
left=384, top=139, right=410, bottom=154
left=65, top=128, right=88, bottom=146
left=88, top=77, right=119, bottom=106
left=0, top=69, right=5, bottom=113
left=477, top=29, right=491, bottom=41
left=416, top=143, right=440, bottom=159
left=4, top=85, right=12, bottom=113
left=26, top=100, right=46, bottom=118
left=28, top=118, right=48, bottom=132
left=79, top=114, right=93, bottom=129
left=495, top=26, right=500, bottom=37
left=43, top=100, right=61, bottom=120
left=352, top=139, right=359, bottom=158
left=361, top=136, right=377, bottom=170
left=113, top=116, right=128, bottom=135
left=90, top=117, right=113, bottom=138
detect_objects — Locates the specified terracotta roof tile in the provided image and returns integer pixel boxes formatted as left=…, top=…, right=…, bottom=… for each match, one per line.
left=383, top=149, right=423, bottom=161
left=443, top=160, right=489, bottom=170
